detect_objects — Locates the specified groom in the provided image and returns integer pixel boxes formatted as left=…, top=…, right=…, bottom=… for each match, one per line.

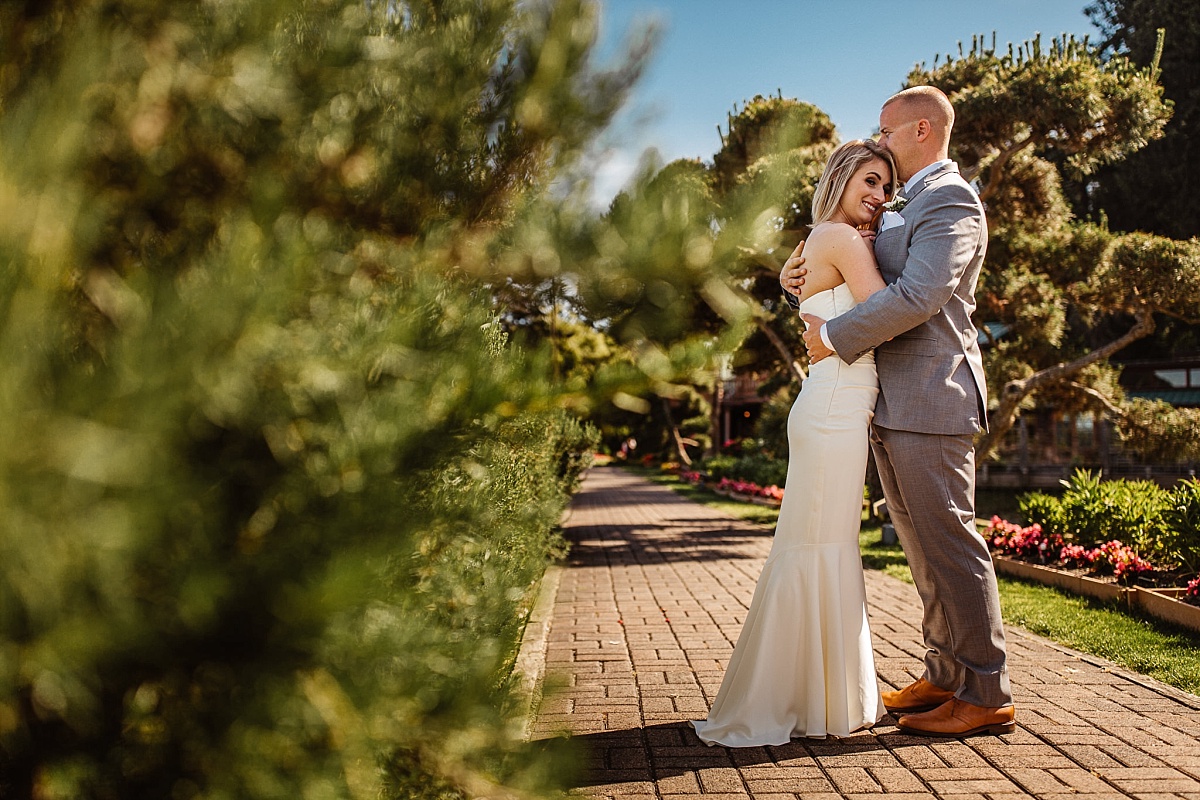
left=782, top=86, right=1014, bottom=737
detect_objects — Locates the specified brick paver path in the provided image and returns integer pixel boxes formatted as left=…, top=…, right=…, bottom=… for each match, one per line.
left=527, top=467, right=1200, bottom=800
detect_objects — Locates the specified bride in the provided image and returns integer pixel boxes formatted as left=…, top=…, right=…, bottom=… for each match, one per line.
left=692, top=139, right=896, bottom=746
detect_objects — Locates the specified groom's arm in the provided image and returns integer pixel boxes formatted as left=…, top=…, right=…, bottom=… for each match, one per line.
left=826, top=183, right=983, bottom=363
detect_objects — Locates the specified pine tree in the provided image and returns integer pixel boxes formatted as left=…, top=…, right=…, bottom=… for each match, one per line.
left=1085, top=0, right=1200, bottom=240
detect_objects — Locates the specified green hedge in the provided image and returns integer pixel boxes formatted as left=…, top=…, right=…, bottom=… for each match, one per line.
left=0, top=0, right=610, bottom=797
left=0, top=256, right=597, bottom=797
left=700, top=453, right=789, bottom=489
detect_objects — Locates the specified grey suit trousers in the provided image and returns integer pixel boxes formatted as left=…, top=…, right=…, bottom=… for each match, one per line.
left=870, top=424, right=1012, bottom=708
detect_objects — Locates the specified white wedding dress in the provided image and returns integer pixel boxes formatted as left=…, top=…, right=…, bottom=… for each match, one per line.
left=692, top=283, right=885, bottom=746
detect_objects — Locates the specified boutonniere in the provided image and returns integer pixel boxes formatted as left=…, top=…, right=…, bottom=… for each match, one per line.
left=884, top=195, right=908, bottom=213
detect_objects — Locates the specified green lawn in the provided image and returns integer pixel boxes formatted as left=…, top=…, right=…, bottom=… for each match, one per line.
left=626, top=466, right=1200, bottom=696
left=998, top=579, right=1200, bottom=693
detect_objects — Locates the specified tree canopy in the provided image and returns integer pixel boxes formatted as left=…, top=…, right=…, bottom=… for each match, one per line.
left=634, top=29, right=1200, bottom=468
left=1085, top=0, right=1200, bottom=240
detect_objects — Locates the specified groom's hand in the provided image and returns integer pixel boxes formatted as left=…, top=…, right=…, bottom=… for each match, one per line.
left=800, top=313, right=833, bottom=364
left=780, top=241, right=808, bottom=297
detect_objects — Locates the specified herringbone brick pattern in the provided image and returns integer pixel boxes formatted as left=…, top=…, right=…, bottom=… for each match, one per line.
left=527, top=467, right=1200, bottom=800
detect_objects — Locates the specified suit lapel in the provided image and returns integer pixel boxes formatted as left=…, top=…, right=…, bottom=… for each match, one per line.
left=875, top=164, right=958, bottom=282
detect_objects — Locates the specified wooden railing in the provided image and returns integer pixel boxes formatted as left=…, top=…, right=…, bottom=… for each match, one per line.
left=977, top=461, right=1198, bottom=489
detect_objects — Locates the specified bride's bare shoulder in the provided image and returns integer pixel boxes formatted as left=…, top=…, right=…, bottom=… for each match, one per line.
left=806, top=222, right=867, bottom=254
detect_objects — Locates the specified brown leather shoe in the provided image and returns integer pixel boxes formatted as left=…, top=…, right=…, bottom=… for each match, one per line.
left=897, top=698, right=1016, bottom=738
left=881, top=678, right=956, bottom=714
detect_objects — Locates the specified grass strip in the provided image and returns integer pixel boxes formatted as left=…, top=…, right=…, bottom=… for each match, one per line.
left=999, top=579, right=1200, bottom=694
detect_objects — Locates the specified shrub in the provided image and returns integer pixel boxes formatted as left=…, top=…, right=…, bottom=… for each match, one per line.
left=1017, top=476, right=1200, bottom=586
left=1018, top=470, right=1172, bottom=560
left=701, top=454, right=740, bottom=480
left=1017, top=491, right=1064, bottom=533
left=1163, top=478, right=1200, bottom=572
left=0, top=0, right=642, bottom=797
left=698, top=452, right=787, bottom=489
left=549, top=413, right=603, bottom=497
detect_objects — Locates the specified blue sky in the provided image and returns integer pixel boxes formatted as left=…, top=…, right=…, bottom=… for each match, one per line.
left=589, top=0, right=1099, bottom=203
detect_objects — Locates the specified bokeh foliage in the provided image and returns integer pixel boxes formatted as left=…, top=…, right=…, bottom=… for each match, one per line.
left=0, top=0, right=755, bottom=797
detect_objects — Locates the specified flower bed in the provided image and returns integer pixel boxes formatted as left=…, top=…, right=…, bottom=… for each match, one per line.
left=985, top=517, right=1154, bottom=585
left=715, top=476, right=784, bottom=506
left=668, top=467, right=784, bottom=508
left=983, top=516, right=1200, bottom=633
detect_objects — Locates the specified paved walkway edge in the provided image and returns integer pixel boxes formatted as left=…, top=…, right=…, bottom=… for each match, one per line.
left=524, top=468, right=1200, bottom=799
left=515, top=563, right=563, bottom=740
left=1005, top=623, right=1200, bottom=711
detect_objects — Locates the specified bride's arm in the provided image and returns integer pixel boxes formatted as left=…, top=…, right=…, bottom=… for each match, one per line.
left=824, top=225, right=885, bottom=303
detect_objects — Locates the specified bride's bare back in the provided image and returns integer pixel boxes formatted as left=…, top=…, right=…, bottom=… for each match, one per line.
left=794, top=222, right=886, bottom=305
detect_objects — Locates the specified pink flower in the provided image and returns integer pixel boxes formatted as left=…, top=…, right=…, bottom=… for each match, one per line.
left=1059, top=544, right=1092, bottom=566
left=985, top=517, right=1061, bottom=563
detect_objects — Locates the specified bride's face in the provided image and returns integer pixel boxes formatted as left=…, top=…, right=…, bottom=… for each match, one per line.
left=836, top=157, right=892, bottom=227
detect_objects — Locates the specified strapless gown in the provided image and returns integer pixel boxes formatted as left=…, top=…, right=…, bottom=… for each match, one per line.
left=692, top=283, right=885, bottom=745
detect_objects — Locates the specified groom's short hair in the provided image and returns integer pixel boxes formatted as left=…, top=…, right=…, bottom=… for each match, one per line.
left=883, top=86, right=955, bottom=135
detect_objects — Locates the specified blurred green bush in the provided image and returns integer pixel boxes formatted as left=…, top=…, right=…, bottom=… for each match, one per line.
left=0, top=0, right=749, bottom=797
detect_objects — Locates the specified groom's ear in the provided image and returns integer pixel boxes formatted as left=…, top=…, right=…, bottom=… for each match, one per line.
left=914, top=119, right=931, bottom=141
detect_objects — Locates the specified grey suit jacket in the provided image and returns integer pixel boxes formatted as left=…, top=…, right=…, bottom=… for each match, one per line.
left=825, top=163, right=988, bottom=435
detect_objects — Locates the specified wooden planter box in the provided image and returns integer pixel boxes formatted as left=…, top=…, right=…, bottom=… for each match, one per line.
left=992, top=556, right=1129, bottom=604
left=1130, top=587, right=1200, bottom=634
left=993, top=556, right=1200, bottom=634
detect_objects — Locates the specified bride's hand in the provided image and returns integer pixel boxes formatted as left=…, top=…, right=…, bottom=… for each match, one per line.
left=800, top=313, right=833, bottom=364
left=780, top=241, right=808, bottom=296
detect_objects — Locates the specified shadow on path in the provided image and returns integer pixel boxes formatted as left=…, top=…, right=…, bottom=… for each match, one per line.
left=555, top=720, right=959, bottom=790
left=566, top=522, right=772, bottom=566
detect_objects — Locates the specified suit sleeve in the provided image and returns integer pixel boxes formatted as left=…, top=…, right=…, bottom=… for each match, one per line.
left=826, top=182, right=982, bottom=363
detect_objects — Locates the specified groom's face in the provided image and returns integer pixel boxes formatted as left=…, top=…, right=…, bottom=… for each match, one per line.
left=877, top=102, right=920, bottom=182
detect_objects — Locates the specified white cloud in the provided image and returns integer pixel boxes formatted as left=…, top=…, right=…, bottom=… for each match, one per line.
left=586, top=146, right=649, bottom=210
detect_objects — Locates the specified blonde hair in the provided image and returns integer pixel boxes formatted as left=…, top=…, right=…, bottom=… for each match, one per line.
left=810, top=139, right=896, bottom=226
